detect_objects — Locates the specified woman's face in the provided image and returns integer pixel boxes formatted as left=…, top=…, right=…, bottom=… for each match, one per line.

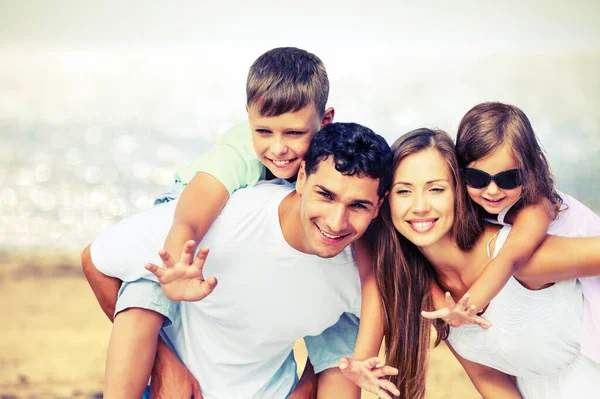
left=389, top=148, right=455, bottom=248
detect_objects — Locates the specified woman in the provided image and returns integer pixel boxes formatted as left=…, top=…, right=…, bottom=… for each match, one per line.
left=375, top=128, right=600, bottom=398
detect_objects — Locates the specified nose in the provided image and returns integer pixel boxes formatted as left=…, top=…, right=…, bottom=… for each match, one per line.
left=325, top=205, right=349, bottom=234
left=411, top=192, right=430, bottom=214
left=270, top=136, right=288, bottom=156
left=485, top=181, right=500, bottom=195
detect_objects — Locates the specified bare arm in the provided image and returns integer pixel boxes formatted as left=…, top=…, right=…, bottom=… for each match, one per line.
left=317, top=368, right=360, bottom=399
left=163, top=172, right=229, bottom=265
left=447, top=343, right=522, bottom=399
left=516, top=234, right=600, bottom=288
left=353, top=237, right=384, bottom=360
left=467, top=202, right=552, bottom=311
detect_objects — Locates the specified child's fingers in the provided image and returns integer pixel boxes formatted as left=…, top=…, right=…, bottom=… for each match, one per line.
left=457, top=292, right=471, bottom=308
left=158, top=249, right=176, bottom=269
left=192, top=247, right=210, bottom=270
left=179, top=240, right=197, bottom=266
left=444, top=292, right=457, bottom=309
left=145, top=262, right=165, bottom=279
left=473, top=315, right=492, bottom=329
left=199, top=276, right=218, bottom=297
left=421, top=309, right=449, bottom=320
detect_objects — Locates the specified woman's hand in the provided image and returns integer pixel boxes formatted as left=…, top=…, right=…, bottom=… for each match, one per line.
left=339, top=357, right=400, bottom=398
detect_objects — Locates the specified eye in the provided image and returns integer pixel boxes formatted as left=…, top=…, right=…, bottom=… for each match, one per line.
left=351, top=203, right=367, bottom=210
left=286, top=131, right=306, bottom=136
left=430, top=187, right=445, bottom=193
left=318, top=191, right=333, bottom=200
left=255, top=129, right=271, bottom=135
left=395, top=189, right=411, bottom=195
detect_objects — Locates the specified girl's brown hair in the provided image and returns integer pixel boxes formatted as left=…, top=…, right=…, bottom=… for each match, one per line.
left=373, top=128, right=482, bottom=398
left=456, top=102, right=561, bottom=216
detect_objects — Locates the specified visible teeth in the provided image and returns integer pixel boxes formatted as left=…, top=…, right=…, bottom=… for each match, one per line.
left=413, top=222, right=433, bottom=229
left=486, top=198, right=503, bottom=202
left=319, top=228, right=341, bottom=239
left=273, top=159, right=290, bottom=166
left=412, top=221, right=433, bottom=229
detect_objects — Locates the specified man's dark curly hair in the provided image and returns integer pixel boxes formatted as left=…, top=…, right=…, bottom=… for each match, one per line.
left=304, top=122, right=392, bottom=198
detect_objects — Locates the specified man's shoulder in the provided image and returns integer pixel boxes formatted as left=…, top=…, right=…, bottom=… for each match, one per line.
left=219, top=179, right=293, bottom=220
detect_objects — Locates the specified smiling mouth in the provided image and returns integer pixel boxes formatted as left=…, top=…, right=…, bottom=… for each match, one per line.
left=316, top=224, right=349, bottom=242
left=407, top=219, right=437, bottom=233
left=266, top=157, right=297, bottom=168
left=483, top=197, right=505, bottom=204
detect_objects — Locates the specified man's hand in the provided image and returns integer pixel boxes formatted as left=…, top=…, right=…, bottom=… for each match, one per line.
left=145, top=240, right=218, bottom=302
left=149, top=339, right=202, bottom=399
left=339, top=357, right=400, bottom=399
left=421, top=292, right=491, bottom=329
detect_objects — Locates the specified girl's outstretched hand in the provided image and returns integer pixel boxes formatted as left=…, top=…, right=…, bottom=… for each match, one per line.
left=421, top=292, right=491, bottom=329
left=339, top=357, right=400, bottom=398
left=145, top=240, right=218, bottom=302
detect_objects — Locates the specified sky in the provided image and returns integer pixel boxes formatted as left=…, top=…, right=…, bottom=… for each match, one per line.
left=1, top=0, right=599, bottom=54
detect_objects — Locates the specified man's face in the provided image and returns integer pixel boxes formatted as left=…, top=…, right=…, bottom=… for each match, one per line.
left=295, top=157, right=382, bottom=258
left=248, top=103, right=334, bottom=179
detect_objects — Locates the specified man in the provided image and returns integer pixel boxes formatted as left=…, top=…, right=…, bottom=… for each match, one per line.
left=86, top=122, right=392, bottom=398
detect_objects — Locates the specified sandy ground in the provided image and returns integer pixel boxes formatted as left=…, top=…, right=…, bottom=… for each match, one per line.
left=0, top=255, right=480, bottom=398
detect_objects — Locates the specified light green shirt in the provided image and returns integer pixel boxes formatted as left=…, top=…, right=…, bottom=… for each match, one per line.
left=174, top=122, right=266, bottom=195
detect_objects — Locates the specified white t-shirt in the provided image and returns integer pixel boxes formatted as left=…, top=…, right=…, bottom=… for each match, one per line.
left=92, top=180, right=362, bottom=398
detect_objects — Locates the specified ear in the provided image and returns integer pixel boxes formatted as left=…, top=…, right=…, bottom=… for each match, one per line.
left=372, top=190, right=388, bottom=219
left=295, top=161, right=307, bottom=194
left=245, top=104, right=249, bottom=113
left=320, top=107, right=335, bottom=128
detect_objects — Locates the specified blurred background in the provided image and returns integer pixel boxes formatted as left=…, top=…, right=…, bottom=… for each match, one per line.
left=1, top=1, right=598, bottom=397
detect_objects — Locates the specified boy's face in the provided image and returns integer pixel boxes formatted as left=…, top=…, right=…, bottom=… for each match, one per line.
left=248, top=103, right=334, bottom=179
left=294, top=157, right=382, bottom=259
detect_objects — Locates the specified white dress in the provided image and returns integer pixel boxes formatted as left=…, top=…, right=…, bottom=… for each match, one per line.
left=447, top=226, right=600, bottom=398
left=488, top=190, right=600, bottom=362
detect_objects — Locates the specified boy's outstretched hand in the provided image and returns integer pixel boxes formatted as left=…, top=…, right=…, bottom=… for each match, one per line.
left=421, top=292, right=492, bottom=329
left=339, top=357, right=400, bottom=399
left=145, top=240, right=218, bottom=302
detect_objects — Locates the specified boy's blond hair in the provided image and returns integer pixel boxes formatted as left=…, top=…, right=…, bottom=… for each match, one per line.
left=246, top=47, right=329, bottom=117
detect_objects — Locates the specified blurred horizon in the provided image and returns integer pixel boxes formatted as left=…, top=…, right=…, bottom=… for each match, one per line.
left=1, top=1, right=599, bottom=254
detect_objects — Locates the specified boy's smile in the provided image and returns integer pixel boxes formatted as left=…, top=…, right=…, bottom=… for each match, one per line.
left=248, top=103, right=334, bottom=180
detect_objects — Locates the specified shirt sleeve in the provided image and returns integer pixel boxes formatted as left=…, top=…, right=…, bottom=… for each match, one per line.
left=174, top=123, right=265, bottom=195
left=303, top=312, right=360, bottom=373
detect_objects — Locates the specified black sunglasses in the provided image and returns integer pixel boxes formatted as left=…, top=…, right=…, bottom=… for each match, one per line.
left=462, top=168, right=523, bottom=190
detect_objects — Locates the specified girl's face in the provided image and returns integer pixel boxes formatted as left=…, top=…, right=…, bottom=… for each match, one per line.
left=465, top=145, right=523, bottom=215
left=389, top=148, right=455, bottom=248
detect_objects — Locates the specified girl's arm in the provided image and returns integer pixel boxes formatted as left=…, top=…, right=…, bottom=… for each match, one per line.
left=338, top=237, right=400, bottom=398
left=465, top=201, right=552, bottom=312
left=446, top=343, right=523, bottom=399
left=516, top=234, right=600, bottom=288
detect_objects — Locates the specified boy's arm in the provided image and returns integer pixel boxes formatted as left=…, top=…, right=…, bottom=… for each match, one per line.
left=515, top=234, right=600, bottom=288
left=466, top=202, right=552, bottom=312
left=163, top=171, right=229, bottom=264
left=446, top=343, right=522, bottom=398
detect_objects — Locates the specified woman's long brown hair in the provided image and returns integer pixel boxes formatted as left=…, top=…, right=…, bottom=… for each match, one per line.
left=373, top=128, right=482, bottom=398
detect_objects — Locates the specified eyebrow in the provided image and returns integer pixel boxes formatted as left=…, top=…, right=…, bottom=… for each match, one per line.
left=392, top=179, right=448, bottom=187
left=315, top=185, right=375, bottom=207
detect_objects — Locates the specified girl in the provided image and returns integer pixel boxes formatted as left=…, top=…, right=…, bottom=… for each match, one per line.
left=424, top=102, right=599, bottom=362
left=378, top=127, right=600, bottom=397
